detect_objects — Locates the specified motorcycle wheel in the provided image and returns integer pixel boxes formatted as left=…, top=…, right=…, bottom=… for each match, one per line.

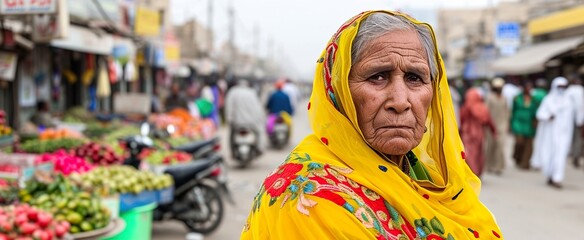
left=182, top=184, right=224, bottom=234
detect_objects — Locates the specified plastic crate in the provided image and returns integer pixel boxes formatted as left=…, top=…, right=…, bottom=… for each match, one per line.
left=119, top=190, right=157, bottom=212
left=156, top=187, right=174, bottom=204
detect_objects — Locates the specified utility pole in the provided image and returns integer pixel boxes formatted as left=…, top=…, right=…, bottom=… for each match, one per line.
left=268, top=37, right=274, bottom=61
left=228, top=0, right=235, bottom=75
left=207, top=0, right=213, bottom=57
left=254, top=24, right=260, bottom=59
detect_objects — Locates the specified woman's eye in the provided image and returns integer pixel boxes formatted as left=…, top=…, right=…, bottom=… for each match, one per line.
left=368, top=72, right=388, bottom=82
left=405, top=73, right=423, bottom=83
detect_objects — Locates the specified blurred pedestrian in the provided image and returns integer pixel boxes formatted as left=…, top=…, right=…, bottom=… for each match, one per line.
left=164, top=83, right=188, bottom=112
left=265, top=80, right=293, bottom=135
left=460, top=88, right=497, bottom=177
left=485, top=78, right=509, bottom=175
left=30, top=101, right=55, bottom=129
left=282, top=78, right=301, bottom=115
left=532, top=77, right=575, bottom=189
left=151, top=88, right=163, bottom=113
left=502, top=78, right=521, bottom=111
left=225, top=79, right=267, bottom=153
left=511, top=81, right=538, bottom=170
left=200, top=76, right=222, bottom=128
left=449, top=79, right=462, bottom=126
left=566, top=75, right=584, bottom=167
left=532, top=78, right=548, bottom=104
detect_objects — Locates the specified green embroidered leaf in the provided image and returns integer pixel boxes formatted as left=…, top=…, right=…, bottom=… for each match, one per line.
left=430, top=217, right=445, bottom=235
left=414, top=219, right=422, bottom=227
left=293, top=153, right=312, bottom=162
left=421, top=217, right=430, bottom=229
left=384, top=201, right=400, bottom=223
left=422, top=226, right=432, bottom=236
left=447, top=233, right=455, bottom=240
left=269, top=197, right=277, bottom=206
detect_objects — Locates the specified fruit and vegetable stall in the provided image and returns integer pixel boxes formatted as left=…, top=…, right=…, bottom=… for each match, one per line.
left=0, top=108, right=218, bottom=240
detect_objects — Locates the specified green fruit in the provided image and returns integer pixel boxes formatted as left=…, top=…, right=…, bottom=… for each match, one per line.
left=67, top=200, right=78, bottom=209
left=80, top=222, right=93, bottom=232
left=70, top=225, right=81, bottom=234
left=55, top=214, right=66, bottom=221
left=80, top=200, right=91, bottom=208
left=66, top=212, right=83, bottom=224
left=56, top=199, right=68, bottom=208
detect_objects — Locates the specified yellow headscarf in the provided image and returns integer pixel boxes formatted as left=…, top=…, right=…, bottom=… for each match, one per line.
left=242, top=10, right=501, bottom=240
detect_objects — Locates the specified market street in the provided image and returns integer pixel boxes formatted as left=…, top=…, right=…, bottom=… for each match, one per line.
left=152, top=101, right=584, bottom=240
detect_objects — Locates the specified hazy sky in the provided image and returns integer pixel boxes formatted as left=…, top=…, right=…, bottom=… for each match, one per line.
left=170, top=0, right=501, bottom=79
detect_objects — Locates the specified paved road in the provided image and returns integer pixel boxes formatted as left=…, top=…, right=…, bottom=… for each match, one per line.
left=153, top=101, right=584, bottom=240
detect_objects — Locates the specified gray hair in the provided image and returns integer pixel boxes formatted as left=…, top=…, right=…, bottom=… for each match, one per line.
left=351, top=13, right=439, bottom=82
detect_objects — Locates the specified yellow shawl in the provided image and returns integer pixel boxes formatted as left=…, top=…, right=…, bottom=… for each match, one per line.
left=242, top=10, right=501, bottom=240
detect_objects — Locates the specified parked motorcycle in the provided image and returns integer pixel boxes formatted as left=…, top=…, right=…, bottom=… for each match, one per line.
left=269, top=116, right=290, bottom=149
left=230, top=124, right=260, bottom=168
left=151, top=125, right=221, bottom=159
left=120, top=122, right=231, bottom=234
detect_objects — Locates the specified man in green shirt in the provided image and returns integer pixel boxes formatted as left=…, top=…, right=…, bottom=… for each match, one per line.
left=511, top=81, right=539, bottom=170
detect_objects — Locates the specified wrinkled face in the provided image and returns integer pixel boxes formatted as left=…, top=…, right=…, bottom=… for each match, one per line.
left=349, top=30, right=433, bottom=156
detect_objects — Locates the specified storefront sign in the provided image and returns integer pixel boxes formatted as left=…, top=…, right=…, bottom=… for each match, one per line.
left=32, top=0, right=69, bottom=42
left=0, top=52, right=18, bottom=81
left=495, top=22, right=521, bottom=56
left=1, top=0, right=57, bottom=15
left=51, top=25, right=113, bottom=55
left=134, top=7, right=160, bottom=36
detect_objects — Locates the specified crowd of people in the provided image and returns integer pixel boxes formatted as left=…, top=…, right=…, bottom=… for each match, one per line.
left=156, top=77, right=302, bottom=150
left=454, top=75, right=584, bottom=189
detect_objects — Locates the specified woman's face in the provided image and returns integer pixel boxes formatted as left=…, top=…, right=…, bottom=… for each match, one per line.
left=349, top=30, right=433, bottom=156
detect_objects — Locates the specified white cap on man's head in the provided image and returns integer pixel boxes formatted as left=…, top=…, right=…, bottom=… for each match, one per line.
left=492, top=78, right=505, bottom=88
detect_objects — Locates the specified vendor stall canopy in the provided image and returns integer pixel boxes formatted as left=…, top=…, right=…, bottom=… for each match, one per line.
left=491, top=36, right=584, bottom=75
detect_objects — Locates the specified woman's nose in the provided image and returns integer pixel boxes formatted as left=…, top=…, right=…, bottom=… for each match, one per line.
left=384, top=79, right=411, bottom=113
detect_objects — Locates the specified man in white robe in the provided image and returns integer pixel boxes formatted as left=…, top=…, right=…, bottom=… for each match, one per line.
left=532, top=77, right=576, bottom=189
left=566, top=76, right=584, bottom=167
left=225, top=79, right=267, bottom=153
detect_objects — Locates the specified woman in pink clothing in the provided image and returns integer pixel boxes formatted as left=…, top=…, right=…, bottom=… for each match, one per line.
left=460, top=88, right=497, bottom=177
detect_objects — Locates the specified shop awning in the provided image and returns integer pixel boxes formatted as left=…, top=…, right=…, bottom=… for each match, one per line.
left=51, top=25, right=114, bottom=55
left=491, top=36, right=584, bottom=75
left=528, top=6, right=584, bottom=36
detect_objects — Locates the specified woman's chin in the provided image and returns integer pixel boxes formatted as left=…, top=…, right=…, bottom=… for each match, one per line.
left=374, top=138, right=416, bottom=156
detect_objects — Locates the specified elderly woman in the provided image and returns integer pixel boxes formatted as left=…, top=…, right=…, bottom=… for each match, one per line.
left=241, top=10, right=501, bottom=239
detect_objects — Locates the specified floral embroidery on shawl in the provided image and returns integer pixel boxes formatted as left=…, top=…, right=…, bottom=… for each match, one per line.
left=248, top=152, right=457, bottom=240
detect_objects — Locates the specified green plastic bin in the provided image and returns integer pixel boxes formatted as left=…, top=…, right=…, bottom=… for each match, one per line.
left=101, top=202, right=157, bottom=240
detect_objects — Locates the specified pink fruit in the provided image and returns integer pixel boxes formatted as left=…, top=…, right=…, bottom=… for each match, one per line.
left=15, top=213, right=28, bottom=225
left=0, top=221, right=13, bottom=232
left=0, top=234, right=8, bottom=240
left=26, top=209, right=38, bottom=222
left=36, top=212, right=52, bottom=228
left=54, top=225, right=67, bottom=238
left=19, top=222, right=37, bottom=235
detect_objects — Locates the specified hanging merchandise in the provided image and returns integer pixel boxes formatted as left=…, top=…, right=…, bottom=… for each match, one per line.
left=82, top=54, right=96, bottom=86
left=107, top=58, right=120, bottom=84
left=63, top=69, right=77, bottom=83
left=88, top=86, right=97, bottom=112
left=124, top=61, right=137, bottom=82
left=51, top=72, right=61, bottom=101
left=96, top=60, right=111, bottom=98
left=114, top=60, right=123, bottom=83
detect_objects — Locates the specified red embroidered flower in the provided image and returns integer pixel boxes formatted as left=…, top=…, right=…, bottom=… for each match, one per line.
left=402, top=220, right=417, bottom=239
left=263, top=163, right=304, bottom=197
left=266, top=178, right=292, bottom=197
left=427, top=234, right=443, bottom=240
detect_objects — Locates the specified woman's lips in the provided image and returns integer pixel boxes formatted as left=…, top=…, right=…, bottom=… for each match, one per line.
left=380, top=125, right=414, bottom=129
